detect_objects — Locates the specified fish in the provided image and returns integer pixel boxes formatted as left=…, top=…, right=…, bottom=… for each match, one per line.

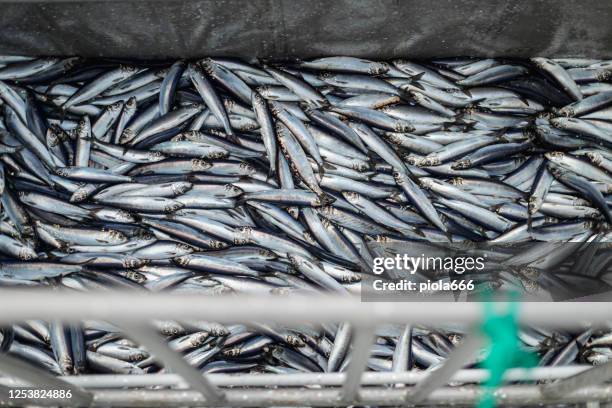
left=0, top=54, right=608, bottom=377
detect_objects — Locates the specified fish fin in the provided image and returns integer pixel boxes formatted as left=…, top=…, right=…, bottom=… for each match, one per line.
left=130, top=212, right=143, bottom=223
left=410, top=227, right=426, bottom=238
left=492, top=128, right=509, bottom=141
left=319, top=193, right=336, bottom=206
left=317, top=163, right=326, bottom=177
left=322, top=162, right=337, bottom=171
left=410, top=72, right=426, bottom=83
left=55, top=240, right=70, bottom=253
left=442, top=121, right=458, bottom=130
left=365, top=150, right=379, bottom=163
left=234, top=196, right=248, bottom=207
left=461, top=121, right=477, bottom=132
left=296, top=101, right=312, bottom=112
left=519, top=96, right=531, bottom=106
left=462, top=89, right=473, bottom=98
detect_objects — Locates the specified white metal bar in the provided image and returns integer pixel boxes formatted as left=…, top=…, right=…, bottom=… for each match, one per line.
left=123, top=323, right=225, bottom=404
left=541, top=360, right=612, bottom=399
left=407, top=333, right=483, bottom=403
left=62, top=385, right=612, bottom=407
left=341, top=325, right=375, bottom=403
left=0, top=353, right=92, bottom=406
left=0, top=290, right=610, bottom=327
left=0, top=366, right=595, bottom=389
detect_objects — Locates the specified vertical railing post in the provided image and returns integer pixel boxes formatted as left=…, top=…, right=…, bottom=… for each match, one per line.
left=341, top=325, right=375, bottom=404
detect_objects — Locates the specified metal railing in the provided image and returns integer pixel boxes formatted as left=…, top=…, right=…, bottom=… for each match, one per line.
left=0, top=289, right=611, bottom=407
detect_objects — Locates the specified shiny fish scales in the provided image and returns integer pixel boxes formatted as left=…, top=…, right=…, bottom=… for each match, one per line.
left=0, top=54, right=610, bottom=377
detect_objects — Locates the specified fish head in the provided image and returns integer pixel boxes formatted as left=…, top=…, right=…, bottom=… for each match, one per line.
left=341, top=191, right=359, bottom=202
left=191, top=159, right=212, bottom=171
left=447, top=333, right=463, bottom=345
left=112, top=210, right=137, bottom=224
left=18, top=246, right=37, bottom=260
left=544, top=151, right=564, bottom=162
left=107, top=229, right=126, bottom=242
left=222, top=98, right=235, bottom=110
left=586, top=151, right=602, bottom=164
left=557, top=106, right=574, bottom=117
left=597, top=71, right=612, bottom=81
left=419, top=178, right=433, bottom=189
left=238, top=162, right=255, bottom=173
left=125, top=271, right=147, bottom=284
left=164, top=201, right=184, bottom=213
left=422, top=156, right=440, bottom=167
left=54, top=167, right=69, bottom=177
left=527, top=197, right=542, bottom=214
left=258, top=248, right=277, bottom=259
left=254, top=87, right=269, bottom=98
left=120, top=128, right=134, bottom=143
left=172, top=256, right=190, bottom=267
left=192, top=332, right=209, bottom=346
left=46, top=129, right=61, bottom=147
left=287, top=207, right=299, bottom=219
left=317, top=72, right=332, bottom=81
left=199, top=58, right=216, bottom=75
left=451, top=159, right=470, bottom=170
left=369, top=62, right=390, bottom=75
left=225, top=184, right=243, bottom=195
left=209, top=240, right=228, bottom=250
left=269, top=102, right=283, bottom=116
left=125, top=96, right=137, bottom=108
left=177, top=243, right=195, bottom=252
left=233, top=227, right=252, bottom=245
left=148, top=151, right=165, bottom=161
left=394, top=120, right=415, bottom=133
left=210, top=150, right=229, bottom=159
left=222, top=347, right=241, bottom=357
left=285, top=334, right=305, bottom=348
left=119, top=65, right=140, bottom=74
left=173, top=182, right=193, bottom=195
left=123, top=256, right=145, bottom=269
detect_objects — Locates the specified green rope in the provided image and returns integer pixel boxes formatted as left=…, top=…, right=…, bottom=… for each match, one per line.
left=477, top=295, right=538, bottom=408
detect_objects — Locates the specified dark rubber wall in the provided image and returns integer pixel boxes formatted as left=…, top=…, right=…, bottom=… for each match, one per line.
left=0, top=0, right=610, bottom=59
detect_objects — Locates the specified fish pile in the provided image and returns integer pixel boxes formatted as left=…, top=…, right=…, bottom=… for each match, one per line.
left=0, top=55, right=611, bottom=376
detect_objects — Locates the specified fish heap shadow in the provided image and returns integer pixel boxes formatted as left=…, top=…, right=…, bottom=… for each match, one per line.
left=0, top=56, right=611, bottom=375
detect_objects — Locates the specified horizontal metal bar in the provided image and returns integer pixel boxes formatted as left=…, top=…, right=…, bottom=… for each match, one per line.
left=11, top=385, right=609, bottom=407
left=123, top=323, right=225, bottom=404
left=0, top=366, right=595, bottom=389
left=0, top=290, right=610, bottom=328
left=541, top=361, right=612, bottom=399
